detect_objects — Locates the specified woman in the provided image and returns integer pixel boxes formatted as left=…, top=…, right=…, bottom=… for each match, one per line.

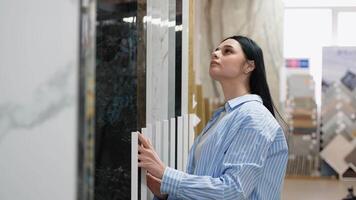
left=138, top=35, right=288, bottom=200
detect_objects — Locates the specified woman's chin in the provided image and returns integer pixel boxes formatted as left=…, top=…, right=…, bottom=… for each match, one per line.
left=209, top=71, right=221, bottom=81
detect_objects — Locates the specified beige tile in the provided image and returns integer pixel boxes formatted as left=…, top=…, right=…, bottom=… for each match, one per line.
left=320, top=134, right=354, bottom=175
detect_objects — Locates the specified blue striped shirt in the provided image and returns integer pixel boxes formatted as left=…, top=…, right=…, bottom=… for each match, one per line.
left=157, top=94, right=288, bottom=200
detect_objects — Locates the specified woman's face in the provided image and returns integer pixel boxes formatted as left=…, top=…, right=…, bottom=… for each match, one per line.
left=209, top=39, right=249, bottom=81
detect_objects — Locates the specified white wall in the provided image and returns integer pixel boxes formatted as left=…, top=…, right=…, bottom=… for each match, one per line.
left=0, top=1, right=79, bottom=200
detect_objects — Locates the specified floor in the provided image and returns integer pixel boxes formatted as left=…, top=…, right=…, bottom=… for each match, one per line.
left=282, top=178, right=356, bottom=200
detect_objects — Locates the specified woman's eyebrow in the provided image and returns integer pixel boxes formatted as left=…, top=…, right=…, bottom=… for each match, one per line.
left=215, top=44, right=234, bottom=51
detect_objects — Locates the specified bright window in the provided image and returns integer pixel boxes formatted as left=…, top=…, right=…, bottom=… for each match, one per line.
left=283, top=9, right=333, bottom=104
left=284, top=9, right=332, bottom=59
left=337, top=12, right=356, bottom=45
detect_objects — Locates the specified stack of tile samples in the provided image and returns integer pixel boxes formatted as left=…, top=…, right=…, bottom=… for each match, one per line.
left=320, top=70, right=356, bottom=179
left=131, top=114, right=196, bottom=200
left=321, top=72, right=356, bottom=148
left=285, top=74, right=319, bottom=176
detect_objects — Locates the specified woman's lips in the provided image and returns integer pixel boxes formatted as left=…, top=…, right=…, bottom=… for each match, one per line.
left=210, top=60, right=220, bottom=66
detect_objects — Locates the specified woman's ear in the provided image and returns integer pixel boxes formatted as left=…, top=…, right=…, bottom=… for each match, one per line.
left=245, top=60, right=255, bottom=74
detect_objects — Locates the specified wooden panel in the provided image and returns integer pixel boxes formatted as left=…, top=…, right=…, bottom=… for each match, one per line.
left=195, top=84, right=205, bottom=135
left=204, top=98, right=211, bottom=127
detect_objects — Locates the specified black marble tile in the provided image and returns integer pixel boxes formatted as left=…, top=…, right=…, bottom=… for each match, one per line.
left=95, top=1, right=145, bottom=199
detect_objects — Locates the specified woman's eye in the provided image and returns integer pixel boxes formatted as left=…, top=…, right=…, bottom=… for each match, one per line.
left=224, top=49, right=232, bottom=54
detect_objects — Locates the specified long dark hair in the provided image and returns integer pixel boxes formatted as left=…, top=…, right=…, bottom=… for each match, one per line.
left=222, top=35, right=284, bottom=123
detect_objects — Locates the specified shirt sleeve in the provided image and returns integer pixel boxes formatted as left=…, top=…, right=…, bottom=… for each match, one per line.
left=152, top=196, right=166, bottom=200
left=160, top=126, right=273, bottom=200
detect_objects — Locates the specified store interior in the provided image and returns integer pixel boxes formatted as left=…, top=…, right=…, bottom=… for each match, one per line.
left=0, top=0, right=355, bottom=199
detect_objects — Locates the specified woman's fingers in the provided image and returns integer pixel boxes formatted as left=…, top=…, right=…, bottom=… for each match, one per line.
left=137, top=134, right=165, bottom=179
left=138, top=147, right=152, bottom=167
left=147, top=173, right=168, bottom=200
left=137, top=132, right=153, bottom=149
left=138, top=154, right=143, bottom=161
left=139, top=145, right=154, bottom=158
left=138, top=162, right=144, bottom=168
left=138, top=152, right=151, bottom=163
left=138, top=132, right=150, bottom=148
left=138, top=145, right=146, bottom=153
left=147, top=172, right=161, bottom=182
left=147, top=138, right=152, bottom=147
left=146, top=172, right=161, bottom=197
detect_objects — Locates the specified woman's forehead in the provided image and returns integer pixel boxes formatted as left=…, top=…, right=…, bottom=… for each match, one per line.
left=218, top=39, right=241, bottom=49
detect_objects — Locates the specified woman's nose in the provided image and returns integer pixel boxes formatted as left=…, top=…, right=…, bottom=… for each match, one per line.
left=211, top=50, right=219, bottom=59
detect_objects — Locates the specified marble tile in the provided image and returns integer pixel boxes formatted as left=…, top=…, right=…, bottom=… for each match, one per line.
left=95, top=1, right=146, bottom=199
left=0, top=0, right=79, bottom=200
left=145, top=3, right=178, bottom=198
left=146, top=0, right=177, bottom=123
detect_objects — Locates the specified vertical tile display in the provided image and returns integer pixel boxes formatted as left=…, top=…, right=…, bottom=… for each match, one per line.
left=134, top=114, right=193, bottom=199
left=320, top=47, right=356, bottom=178
left=144, top=0, right=179, bottom=196
left=284, top=74, right=319, bottom=176
left=95, top=0, right=146, bottom=199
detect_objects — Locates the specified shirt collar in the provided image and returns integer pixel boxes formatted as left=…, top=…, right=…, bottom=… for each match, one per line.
left=225, top=94, right=263, bottom=113
left=210, top=94, right=263, bottom=119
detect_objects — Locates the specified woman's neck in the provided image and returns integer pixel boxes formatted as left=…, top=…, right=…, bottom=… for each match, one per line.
left=220, top=79, right=250, bottom=101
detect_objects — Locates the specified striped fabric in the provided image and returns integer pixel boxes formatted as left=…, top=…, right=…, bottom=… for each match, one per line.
left=156, top=94, right=288, bottom=200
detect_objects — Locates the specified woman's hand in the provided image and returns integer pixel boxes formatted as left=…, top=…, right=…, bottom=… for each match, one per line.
left=147, top=173, right=168, bottom=200
left=137, top=132, right=166, bottom=179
